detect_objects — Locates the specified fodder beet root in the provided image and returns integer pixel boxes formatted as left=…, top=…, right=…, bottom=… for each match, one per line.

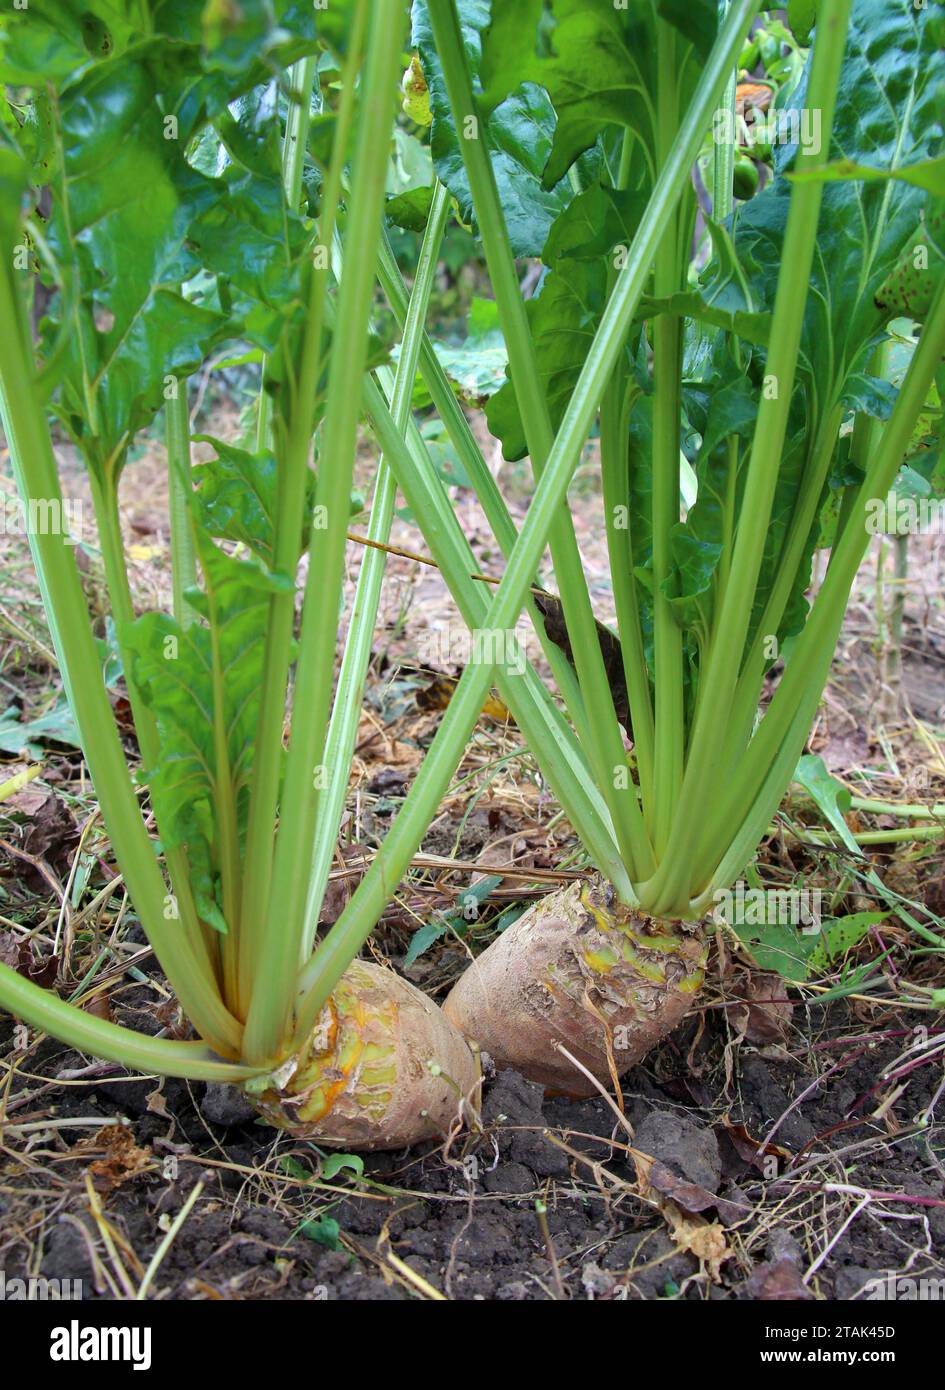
left=443, top=876, right=706, bottom=1095
left=252, top=961, right=479, bottom=1149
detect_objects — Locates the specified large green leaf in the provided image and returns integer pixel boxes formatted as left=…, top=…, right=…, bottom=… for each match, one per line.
left=734, top=0, right=944, bottom=416
left=123, top=540, right=291, bottom=933
left=187, top=170, right=307, bottom=315
left=192, top=435, right=325, bottom=567
left=34, top=52, right=225, bottom=474
left=5, top=3, right=336, bottom=477
left=486, top=181, right=645, bottom=458
left=480, top=0, right=716, bottom=461
left=424, top=296, right=509, bottom=404
left=487, top=257, right=609, bottom=459
left=192, top=437, right=281, bottom=566
left=478, top=0, right=716, bottom=187
left=149, top=0, right=322, bottom=107
left=0, top=1, right=141, bottom=85
left=671, top=0, right=945, bottom=655
left=411, top=0, right=572, bottom=257
left=665, top=342, right=760, bottom=642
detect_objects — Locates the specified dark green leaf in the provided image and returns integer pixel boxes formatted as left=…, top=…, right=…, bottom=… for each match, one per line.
left=37, top=54, right=226, bottom=471
left=478, top=0, right=712, bottom=188
left=487, top=257, right=609, bottom=459
left=412, top=1, right=572, bottom=257
left=385, top=185, right=434, bottom=232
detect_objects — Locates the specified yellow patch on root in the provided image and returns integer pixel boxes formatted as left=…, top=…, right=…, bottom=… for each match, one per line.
left=250, top=960, right=479, bottom=1151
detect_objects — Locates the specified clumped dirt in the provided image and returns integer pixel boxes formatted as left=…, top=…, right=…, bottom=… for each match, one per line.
left=2, top=1001, right=942, bottom=1302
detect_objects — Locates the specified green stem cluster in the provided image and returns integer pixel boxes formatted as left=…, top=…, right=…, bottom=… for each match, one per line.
left=2, top=0, right=937, bottom=1101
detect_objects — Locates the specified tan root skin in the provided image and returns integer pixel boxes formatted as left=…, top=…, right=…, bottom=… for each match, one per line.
left=252, top=961, right=478, bottom=1151
left=443, top=876, right=706, bottom=1095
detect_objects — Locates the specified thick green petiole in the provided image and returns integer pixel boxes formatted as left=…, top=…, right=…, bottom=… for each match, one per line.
left=360, top=373, right=631, bottom=896
left=165, top=380, right=197, bottom=629
left=292, top=0, right=767, bottom=1038
left=649, top=23, right=687, bottom=854
left=243, top=1, right=407, bottom=1064
left=375, top=229, right=599, bottom=759
left=0, top=247, right=241, bottom=1058
left=238, top=5, right=367, bottom=1015
left=302, top=181, right=451, bottom=954
left=428, top=0, right=655, bottom=884
left=695, top=275, right=945, bottom=902
left=256, top=54, right=320, bottom=451
left=640, top=0, right=853, bottom=916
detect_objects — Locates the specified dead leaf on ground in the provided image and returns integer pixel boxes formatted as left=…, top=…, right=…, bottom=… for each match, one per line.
left=20, top=792, right=79, bottom=883
left=79, top=1124, right=154, bottom=1192
left=0, top=929, right=59, bottom=988
left=146, top=1083, right=171, bottom=1119
left=643, top=1155, right=752, bottom=1225
left=731, top=970, right=794, bottom=1045
left=631, top=1148, right=733, bottom=1281
left=81, top=992, right=113, bottom=1023
left=719, top=1115, right=793, bottom=1172
left=666, top=1213, right=731, bottom=1282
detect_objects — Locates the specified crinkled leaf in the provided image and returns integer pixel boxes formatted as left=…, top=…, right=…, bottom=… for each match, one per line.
left=179, top=0, right=321, bottom=78
left=36, top=53, right=225, bottom=471
left=187, top=169, right=309, bottom=313
left=213, top=81, right=284, bottom=180
left=192, top=435, right=362, bottom=565
left=478, top=0, right=714, bottom=188
left=734, top=1, right=944, bottom=407
left=411, top=2, right=571, bottom=257
left=427, top=296, right=508, bottom=403
left=480, top=0, right=716, bottom=458
left=542, top=181, right=648, bottom=267
left=672, top=0, right=945, bottom=656
left=123, top=541, right=291, bottom=932
left=0, top=1, right=140, bottom=85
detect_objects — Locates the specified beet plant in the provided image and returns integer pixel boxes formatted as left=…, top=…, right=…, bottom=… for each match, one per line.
left=416, top=0, right=945, bottom=1088
left=0, top=0, right=942, bottom=1142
